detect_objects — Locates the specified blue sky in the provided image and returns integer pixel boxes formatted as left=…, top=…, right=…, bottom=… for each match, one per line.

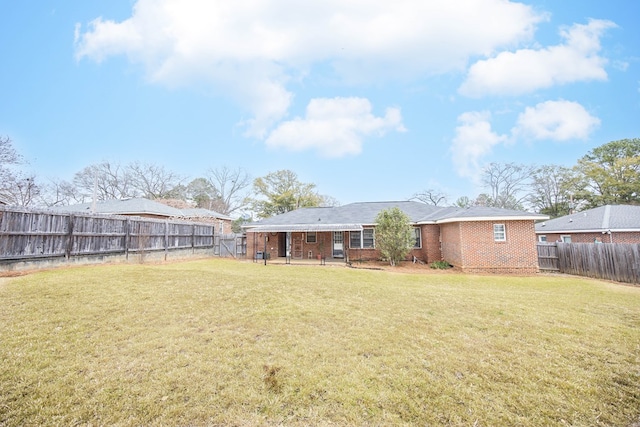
left=1, top=0, right=639, bottom=206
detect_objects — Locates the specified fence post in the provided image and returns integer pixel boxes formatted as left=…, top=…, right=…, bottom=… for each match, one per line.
left=65, top=214, right=74, bottom=260
left=164, top=220, right=169, bottom=261
left=125, top=218, right=130, bottom=261
left=192, top=224, right=196, bottom=254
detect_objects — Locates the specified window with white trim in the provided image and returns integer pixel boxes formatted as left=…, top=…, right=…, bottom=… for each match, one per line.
left=538, top=235, right=547, bottom=243
left=363, top=228, right=375, bottom=248
left=306, top=231, right=317, bottom=243
left=350, top=231, right=361, bottom=248
left=350, top=228, right=375, bottom=249
left=493, top=224, right=506, bottom=242
left=561, top=235, right=571, bottom=243
left=413, top=227, right=422, bottom=248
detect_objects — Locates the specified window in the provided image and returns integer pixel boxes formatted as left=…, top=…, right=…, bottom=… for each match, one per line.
left=350, top=228, right=375, bottom=249
left=306, top=232, right=317, bottom=243
left=561, top=235, right=571, bottom=243
left=413, top=227, right=422, bottom=248
left=538, top=235, right=547, bottom=243
left=363, top=228, right=375, bottom=248
left=350, top=231, right=361, bottom=248
left=493, top=224, right=506, bottom=242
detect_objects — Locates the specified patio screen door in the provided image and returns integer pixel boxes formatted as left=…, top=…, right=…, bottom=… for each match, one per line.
left=332, top=231, right=344, bottom=258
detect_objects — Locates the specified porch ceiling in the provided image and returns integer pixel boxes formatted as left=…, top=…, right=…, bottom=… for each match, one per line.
left=249, top=224, right=363, bottom=233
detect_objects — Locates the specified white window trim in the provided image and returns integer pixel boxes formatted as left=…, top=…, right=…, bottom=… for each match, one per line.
left=350, top=228, right=375, bottom=249
left=561, top=235, right=572, bottom=243
left=306, top=231, right=317, bottom=244
left=538, top=235, right=547, bottom=243
left=349, top=231, right=361, bottom=248
left=493, top=224, right=506, bottom=242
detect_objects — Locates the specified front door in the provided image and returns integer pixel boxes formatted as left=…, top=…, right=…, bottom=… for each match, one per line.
left=332, top=231, right=344, bottom=258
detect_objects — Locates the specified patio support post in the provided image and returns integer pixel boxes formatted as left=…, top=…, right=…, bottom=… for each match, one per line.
left=264, top=234, right=267, bottom=265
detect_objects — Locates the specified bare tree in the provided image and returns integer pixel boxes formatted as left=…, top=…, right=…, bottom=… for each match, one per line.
left=0, top=136, right=22, bottom=192
left=1, top=174, right=40, bottom=206
left=0, top=135, right=21, bottom=166
left=38, top=179, right=88, bottom=206
left=412, top=189, right=449, bottom=206
left=203, top=166, right=252, bottom=215
left=128, top=161, right=185, bottom=199
left=72, top=161, right=137, bottom=201
left=481, top=162, right=534, bottom=210
left=0, top=136, right=40, bottom=206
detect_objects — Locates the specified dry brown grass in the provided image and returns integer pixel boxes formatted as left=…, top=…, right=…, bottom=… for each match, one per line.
left=1, top=259, right=639, bottom=426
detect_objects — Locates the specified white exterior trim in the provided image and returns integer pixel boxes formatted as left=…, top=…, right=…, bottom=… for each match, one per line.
left=430, top=215, right=546, bottom=224
left=534, top=228, right=640, bottom=234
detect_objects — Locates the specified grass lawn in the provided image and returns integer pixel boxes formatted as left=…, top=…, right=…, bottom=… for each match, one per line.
left=1, top=259, right=639, bottom=426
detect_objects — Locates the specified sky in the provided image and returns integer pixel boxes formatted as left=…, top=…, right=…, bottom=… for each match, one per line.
left=1, top=0, right=639, bottom=207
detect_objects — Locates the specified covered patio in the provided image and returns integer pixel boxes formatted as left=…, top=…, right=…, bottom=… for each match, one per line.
left=247, top=223, right=363, bottom=264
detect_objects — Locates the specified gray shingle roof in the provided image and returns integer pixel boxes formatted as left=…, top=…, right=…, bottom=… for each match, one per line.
left=246, top=201, right=546, bottom=231
left=51, top=198, right=231, bottom=220
left=535, top=205, right=640, bottom=233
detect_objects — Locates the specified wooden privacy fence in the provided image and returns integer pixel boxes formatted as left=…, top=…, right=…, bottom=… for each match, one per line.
left=537, top=242, right=640, bottom=284
left=0, top=206, right=216, bottom=263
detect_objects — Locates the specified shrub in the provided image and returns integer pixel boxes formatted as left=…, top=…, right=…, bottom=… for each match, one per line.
left=430, top=260, right=452, bottom=269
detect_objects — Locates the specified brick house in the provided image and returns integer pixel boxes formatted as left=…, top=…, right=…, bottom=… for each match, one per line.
left=244, top=201, right=547, bottom=274
left=52, top=198, right=233, bottom=234
left=535, top=205, right=640, bottom=244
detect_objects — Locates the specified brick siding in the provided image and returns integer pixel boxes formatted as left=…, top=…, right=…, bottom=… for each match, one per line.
left=246, top=219, right=540, bottom=273
left=443, top=220, right=539, bottom=274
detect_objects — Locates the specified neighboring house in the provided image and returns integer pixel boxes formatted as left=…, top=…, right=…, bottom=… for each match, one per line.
left=244, top=201, right=547, bottom=274
left=52, top=198, right=233, bottom=233
left=535, top=205, right=640, bottom=244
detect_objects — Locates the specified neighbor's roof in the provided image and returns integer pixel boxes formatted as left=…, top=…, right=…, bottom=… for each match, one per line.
left=51, top=198, right=231, bottom=220
left=245, top=201, right=547, bottom=232
left=535, top=205, right=640, bottom=234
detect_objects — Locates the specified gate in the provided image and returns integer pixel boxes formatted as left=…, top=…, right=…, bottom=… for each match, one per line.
left=537, top=243, right=559, bottom=271
left=214, top=234, right=247, bottom=258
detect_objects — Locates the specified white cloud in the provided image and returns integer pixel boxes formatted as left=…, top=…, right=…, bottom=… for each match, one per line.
left=451, top=111, right=508, bottom=178
left=265, top=97, right=405, bottom=157
left=459, top=19, right=616, bottom=97
left=75, top=0, right=544, bottom=137
left=451, top=100, right=600, bottom=177
left=513, top=100, right=600, bottom=141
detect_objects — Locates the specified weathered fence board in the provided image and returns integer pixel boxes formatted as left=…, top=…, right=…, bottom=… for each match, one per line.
left=538, top=242, right=640, bottom=284
left=536, top=243, right=559, bottom=271
left=0, top=206, right=218, bottom=264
